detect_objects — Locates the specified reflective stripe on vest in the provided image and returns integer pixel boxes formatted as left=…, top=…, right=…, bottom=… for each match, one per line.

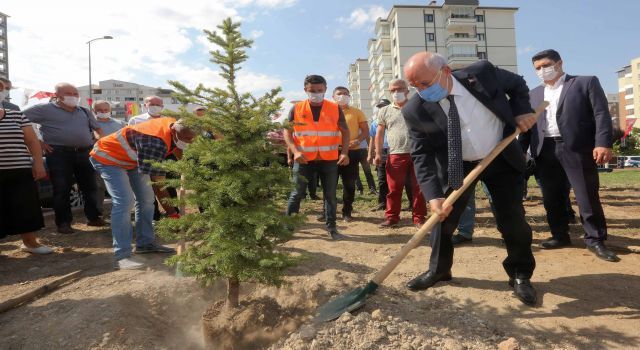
left=293, top=131, right=341, bottom=137
left=296, top=145, right=339, bottom=152
left=92, top=144, right=136, bottom=167
left=116, top=132, right=138, bottom=161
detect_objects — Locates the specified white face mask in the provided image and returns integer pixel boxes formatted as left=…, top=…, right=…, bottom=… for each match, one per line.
left=391, top=92, right=406, bottom=103
left=96, top=112, right=112, bottom=119
left=62, top=96, right=80, bottom=107
left=334, top=94, right=351, bottom=106
left=536, top=65, right=559, bottom=82
left=147, top=105, right=163, bottom=116
left=307, top=92, right=324, bottom=104
left=174, top=135, right=189, bottom=150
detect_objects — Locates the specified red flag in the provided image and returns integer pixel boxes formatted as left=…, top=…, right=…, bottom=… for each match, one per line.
left=87, top=98, right=93, bottom=107
left=623, top=117, right=637, bottom=139
left=30, top=91, right=55, bottom=99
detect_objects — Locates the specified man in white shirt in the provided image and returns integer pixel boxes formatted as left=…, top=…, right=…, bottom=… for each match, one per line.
left=521, top=49, right=617, bottom=262
left=402, top=52, right=538, bottom=306
left=128, top=96, right=165, bottom=125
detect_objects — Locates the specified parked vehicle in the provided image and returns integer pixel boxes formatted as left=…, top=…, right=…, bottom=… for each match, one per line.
left=624, top=156, right=640, bottom=168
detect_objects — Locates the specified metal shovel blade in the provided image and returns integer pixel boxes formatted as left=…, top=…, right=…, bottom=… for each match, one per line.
left=314, top=280, right=379, bottom=323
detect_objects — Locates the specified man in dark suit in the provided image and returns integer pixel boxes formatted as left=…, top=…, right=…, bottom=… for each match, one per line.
left=402, top=52, right=538, bottom=306
left=519, top=49, right=618, bottom=262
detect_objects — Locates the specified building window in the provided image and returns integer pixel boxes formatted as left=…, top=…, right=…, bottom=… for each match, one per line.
left=476, top=15, right=484, bottom=22
left=626, top=88, right=634, bottom=95
left=628, top=109, right=634, bottom=116
left=424, top=14, right=434, bottom=23
left=478, top=52, right=487, bottom=59
left=115, top=97, right=120, bottom=101
left=426, top=33, right=435, bottom=42
left=477, top=33, right=485, bottom=41
left=454, top=33, right=470, bottom=38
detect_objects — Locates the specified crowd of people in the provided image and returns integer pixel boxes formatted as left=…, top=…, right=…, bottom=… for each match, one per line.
left=0, top=48, right=620, bottom=303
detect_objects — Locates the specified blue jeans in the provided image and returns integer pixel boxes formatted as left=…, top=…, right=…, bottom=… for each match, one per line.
left=90, top=157, right=155, bottom=260
left=456, top=182, right=493, bottom=239
left=287, top=160, right=338, bottom=229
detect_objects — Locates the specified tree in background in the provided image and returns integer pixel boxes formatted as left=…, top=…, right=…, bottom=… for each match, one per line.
left=614, top=127, right=640, bottom=156
left=154, top=18, right=301, bottom=310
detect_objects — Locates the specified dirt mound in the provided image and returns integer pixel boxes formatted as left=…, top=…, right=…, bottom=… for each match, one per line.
left=271, top=308, right=500, bottom=350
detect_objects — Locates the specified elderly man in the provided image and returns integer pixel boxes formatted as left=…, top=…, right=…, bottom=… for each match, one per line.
left=128, top=95, right=165, bottom=125
left=93, top=100, right=125, bottom=216
left=0, top=78, right=20, bottom=111
left=284, top=75, right=350, bottom=240
left=402, top=52, right=539, bottom=306
left=374, top=79, right=427, bottom=228
left=90, top=118, right=195, bottom=269
left=520, top=49, right=618, bottom=262
left=23, top=83, right=105, bottom=234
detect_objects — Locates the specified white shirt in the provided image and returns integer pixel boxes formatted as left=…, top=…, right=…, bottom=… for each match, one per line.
left=542, top=74, right=565, bottom=137
left=438, top=78, right=504, bottom=161
left=127, top=113, right=167, bottom=126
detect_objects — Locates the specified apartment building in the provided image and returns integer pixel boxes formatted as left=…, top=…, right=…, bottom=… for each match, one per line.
left=0, top=12, right=9, bottom=79
left=77, top=79, right=177, bottom=119
left=350, top=0, right=519, bottom=113
left=616, top=56, right=640, bottom=130
left=347, top=59, right=374, bottom=118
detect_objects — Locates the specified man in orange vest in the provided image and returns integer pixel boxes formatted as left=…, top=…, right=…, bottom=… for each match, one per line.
left=90, top=118, right=196, bottom=270
left=284, top=75, right=351, bottom=240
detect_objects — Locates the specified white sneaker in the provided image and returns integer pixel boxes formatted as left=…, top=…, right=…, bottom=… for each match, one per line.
left=21, top=245, right=54, bottom=255
left=115, top=258, right=144, bottom=270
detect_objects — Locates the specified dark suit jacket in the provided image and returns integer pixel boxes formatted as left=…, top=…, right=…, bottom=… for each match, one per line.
left=520, top=75, right=612, bottom=157
left=402, top=60, right=533, bottom=201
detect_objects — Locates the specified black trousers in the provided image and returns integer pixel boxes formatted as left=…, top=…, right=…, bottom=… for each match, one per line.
left=535, top=138, right=607, bottom=245
left=428, top=156, right=535, bottom=279
left=46, top=146, right=100, bottom=226
left=337, top=149, right=365, bottom=216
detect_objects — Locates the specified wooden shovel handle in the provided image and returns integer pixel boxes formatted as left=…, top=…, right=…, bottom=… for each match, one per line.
left=372, top=102, right=549, bottom=285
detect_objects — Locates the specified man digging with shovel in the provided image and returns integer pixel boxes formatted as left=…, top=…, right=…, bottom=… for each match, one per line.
left=402, top=52, right=539, bottom=305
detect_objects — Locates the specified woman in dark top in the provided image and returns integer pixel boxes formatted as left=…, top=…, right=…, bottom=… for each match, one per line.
left=0, top=80, right=53, bottom=254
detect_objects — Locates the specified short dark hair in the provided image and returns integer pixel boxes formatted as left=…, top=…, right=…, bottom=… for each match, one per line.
left=531, top=49, right=562, bottom=63
left=333, top=86, right=349, bottom=94
left=304, top=75, right=327, bottom=86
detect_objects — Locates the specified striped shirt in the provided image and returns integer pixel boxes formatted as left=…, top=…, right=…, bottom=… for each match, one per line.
left=0, top=109, right=33, bottom=170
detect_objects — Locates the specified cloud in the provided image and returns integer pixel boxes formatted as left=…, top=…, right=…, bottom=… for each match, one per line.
left=250, top=30, right=264, bottom=39
left=338, top=5, right=387, bottom=30
left=3, top=0, right=291, bottom=101
left=517, top=45, right=536, bottom=55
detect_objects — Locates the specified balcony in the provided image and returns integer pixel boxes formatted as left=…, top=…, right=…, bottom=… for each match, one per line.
left=445, top=35, right=477, bottom=46
left=448, top=54, right=478, bottom=68
left=446, top=15, right=476, bottom=30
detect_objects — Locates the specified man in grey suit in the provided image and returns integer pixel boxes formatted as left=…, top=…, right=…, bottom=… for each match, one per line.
left=520, top=49, right=618, bottom=262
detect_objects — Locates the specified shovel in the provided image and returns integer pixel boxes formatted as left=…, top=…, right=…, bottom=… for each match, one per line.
left=314, top=102, right=548, bottom=322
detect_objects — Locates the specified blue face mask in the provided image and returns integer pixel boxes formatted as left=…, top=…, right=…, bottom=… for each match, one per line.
left=417, top=70, right=449, bottom=102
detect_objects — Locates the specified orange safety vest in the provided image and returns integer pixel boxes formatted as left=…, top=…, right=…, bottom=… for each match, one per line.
left=292, top=100, right=341, bottom=161
left=90, top=117, right=176, bottom=169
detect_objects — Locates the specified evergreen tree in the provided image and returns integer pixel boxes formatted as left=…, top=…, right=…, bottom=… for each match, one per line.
left=154, top=18, right=301, bottom=310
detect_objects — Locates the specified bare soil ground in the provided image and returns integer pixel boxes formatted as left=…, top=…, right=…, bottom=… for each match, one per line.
left=1, top=179, right=639, bottom=349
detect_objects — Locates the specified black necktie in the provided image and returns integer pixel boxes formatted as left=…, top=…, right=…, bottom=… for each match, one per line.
left=447, top=95, right=463, bottom=190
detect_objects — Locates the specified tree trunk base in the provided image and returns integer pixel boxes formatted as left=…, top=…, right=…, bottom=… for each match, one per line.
left=202, top=297, right=306, bottom=350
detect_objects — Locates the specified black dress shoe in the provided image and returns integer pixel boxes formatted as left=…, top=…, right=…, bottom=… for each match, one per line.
left=539, top=236, right=571, bottom=249
left=587, top=242, right=620, bottom=262
left=452, top=233, right=472, bottom=246
left=309, top=194, right=320, bottom=200
left=406, top=270, right=452, bottom=291
left=508, top=278, right=537, bottom=306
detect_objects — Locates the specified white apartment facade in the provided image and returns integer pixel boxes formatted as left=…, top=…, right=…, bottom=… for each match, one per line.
left=350, top=0, right=519, bottom=113
left=0, top=12, right=9, bottom=79
left=348, top=59, right=374, bottom=118
left=616, top=56, right=640, bottom=130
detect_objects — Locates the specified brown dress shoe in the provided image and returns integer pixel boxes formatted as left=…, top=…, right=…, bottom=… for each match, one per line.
left=57, top=224, right=75, bottom=234
left=379, top=220, right=398, bottom=228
